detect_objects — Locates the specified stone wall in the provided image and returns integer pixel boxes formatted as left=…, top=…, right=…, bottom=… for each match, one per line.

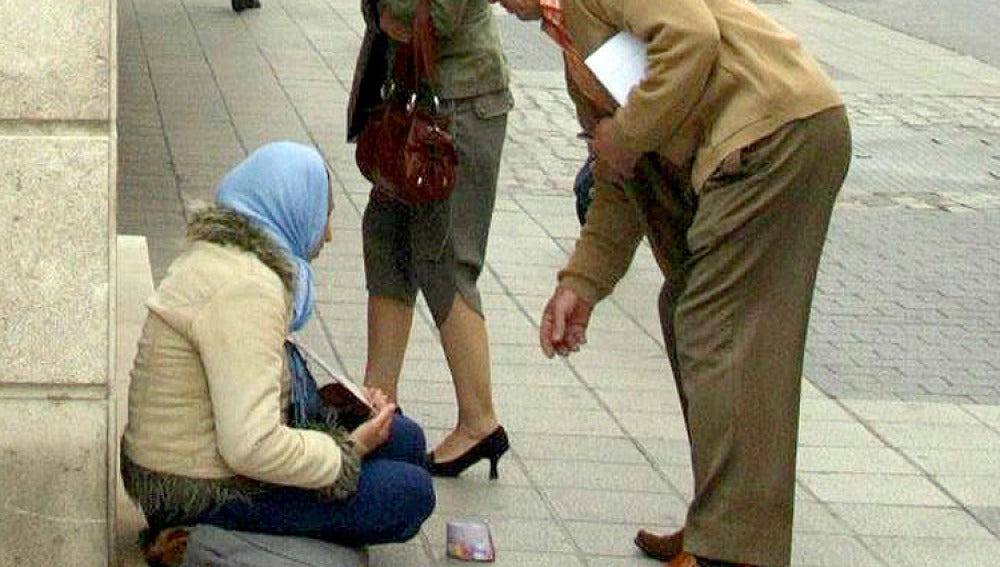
left=0, top=1, right=118, bottom=565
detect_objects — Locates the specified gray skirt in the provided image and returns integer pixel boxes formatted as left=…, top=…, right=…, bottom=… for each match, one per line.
left=362, top=88, right=513, bottom=327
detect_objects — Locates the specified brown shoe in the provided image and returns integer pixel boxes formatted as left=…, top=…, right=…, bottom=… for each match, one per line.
left=664, top=551, right=698, bottom=567
left=140, top=527, right=189, bottom=567
left=664, top=550, right=757, bottom=567
left=634, top=528, right=684, bottom=561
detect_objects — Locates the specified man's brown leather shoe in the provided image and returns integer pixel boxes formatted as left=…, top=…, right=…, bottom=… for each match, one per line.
left=664, top=550, right=756, bottom=567
left=664, top=552, right=698, bottom=567
left=634, top=528, right=684, bottom=561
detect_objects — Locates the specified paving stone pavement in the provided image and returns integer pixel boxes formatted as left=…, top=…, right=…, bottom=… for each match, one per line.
left=115, top=0, right=1000, bottom=564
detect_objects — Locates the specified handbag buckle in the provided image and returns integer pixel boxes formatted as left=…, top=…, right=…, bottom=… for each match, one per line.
left=381, top=81, right=397, bottom=101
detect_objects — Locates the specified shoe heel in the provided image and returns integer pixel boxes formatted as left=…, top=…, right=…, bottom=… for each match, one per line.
left=427, top=425, right=510, bottom=479
left=486, top=427, right=508, bottom=480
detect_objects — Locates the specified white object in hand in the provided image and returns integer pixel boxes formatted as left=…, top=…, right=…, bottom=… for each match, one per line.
left=584, top=30, right=648, bottom=105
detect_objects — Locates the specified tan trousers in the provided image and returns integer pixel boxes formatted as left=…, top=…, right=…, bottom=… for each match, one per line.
left=650, top=107, right=851, bottom=566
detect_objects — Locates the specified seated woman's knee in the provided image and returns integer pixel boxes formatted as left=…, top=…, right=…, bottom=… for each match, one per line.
left=378, top=463, right=435, bottom=542
left=392, top=414, right=427, bottom=461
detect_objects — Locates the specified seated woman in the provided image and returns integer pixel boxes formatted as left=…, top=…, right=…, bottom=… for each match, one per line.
left=121, top=141, right=434, bottom=565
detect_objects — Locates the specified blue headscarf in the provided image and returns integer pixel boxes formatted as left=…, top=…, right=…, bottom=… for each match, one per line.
left=215, top=141, right=329, bottom=332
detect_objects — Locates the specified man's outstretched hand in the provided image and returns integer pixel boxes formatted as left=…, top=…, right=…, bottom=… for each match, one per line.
left=540, top=286, right=593, bottom=358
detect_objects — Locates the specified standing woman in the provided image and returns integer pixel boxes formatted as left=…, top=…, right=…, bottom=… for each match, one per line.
left=347, top=0, right=513, bottom=478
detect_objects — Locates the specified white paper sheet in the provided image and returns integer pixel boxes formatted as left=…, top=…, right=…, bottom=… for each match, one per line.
left=584, top=31, right=648, bottom=106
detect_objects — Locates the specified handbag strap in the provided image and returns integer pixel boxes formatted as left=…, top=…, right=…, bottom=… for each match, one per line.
left=386, top=0, right=438, bottom=94
left=411, top=0, right=437, bottom=85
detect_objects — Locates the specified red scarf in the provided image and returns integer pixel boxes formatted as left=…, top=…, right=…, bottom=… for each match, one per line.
left=539, top=0, right=617, bottom=117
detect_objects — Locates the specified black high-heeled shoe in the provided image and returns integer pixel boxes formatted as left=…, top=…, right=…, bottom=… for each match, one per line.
left=427, top=426, right=509, bottom=480
left=231, top=0, right=261, bottom=13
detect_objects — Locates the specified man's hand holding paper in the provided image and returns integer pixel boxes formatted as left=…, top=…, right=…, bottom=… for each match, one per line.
left=584, top=31, right=648, bottom=106
left=591, top=119, right=641, bottom=185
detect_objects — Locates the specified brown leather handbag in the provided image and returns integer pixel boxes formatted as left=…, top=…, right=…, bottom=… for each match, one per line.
left=355, top=0, right=457, bottom=206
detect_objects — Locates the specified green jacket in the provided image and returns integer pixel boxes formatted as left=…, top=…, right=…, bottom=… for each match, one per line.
left=348, top=0, right=509, bottom=140
left=380, top=0, right=509, bottom=99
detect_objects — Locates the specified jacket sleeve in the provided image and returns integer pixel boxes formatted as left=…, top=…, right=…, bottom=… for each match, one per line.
left=602, top=0, right=721, bottom=153
left=191, top=274, right=351, bottom=491
left=558, top=180, right=644, bottom=305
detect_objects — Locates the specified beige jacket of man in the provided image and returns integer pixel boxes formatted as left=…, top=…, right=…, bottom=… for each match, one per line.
left=560, top=0, right=843, bottom=303
left=122, top=210, right=356, bottom=508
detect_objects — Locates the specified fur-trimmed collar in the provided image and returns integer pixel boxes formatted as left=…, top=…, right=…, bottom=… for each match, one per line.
left=186, top=207, right=295, bottom=293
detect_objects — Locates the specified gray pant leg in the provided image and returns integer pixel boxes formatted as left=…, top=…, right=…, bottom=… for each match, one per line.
left=362, top=90, right=511, bottom=327
left=417, top=90, right=510, bottom=326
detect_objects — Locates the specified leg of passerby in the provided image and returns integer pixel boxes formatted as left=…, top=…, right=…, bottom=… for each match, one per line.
left=433, top=295, right=501, bottom=460
left=673, top=108, right=850, bottom=567
left=634, top=284, right=688, bottom=562
left=570, top=164, right=696, bottom=559
left=424, top=93, right=509, bottom=479
left=633, top=172, right=695, bottom=562
left=362, top=196, right=419, bottom=402
left=364, top=296, right=414, bottom=401
left=629, top=164, right=695, bottom=400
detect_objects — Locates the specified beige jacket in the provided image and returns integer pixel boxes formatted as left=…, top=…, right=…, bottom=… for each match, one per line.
left=564, top=0, right=842, bottom=189
left=122, top=210, right=356, bottom=506
left=559, top=0, right=844, bottom=303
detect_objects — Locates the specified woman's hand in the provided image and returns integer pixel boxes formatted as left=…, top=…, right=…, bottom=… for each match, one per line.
left=349, top=402, right=396, bottom=458
left=364, top=387, right=391, bottom=411
left=540, top=286, right=594, bottom=358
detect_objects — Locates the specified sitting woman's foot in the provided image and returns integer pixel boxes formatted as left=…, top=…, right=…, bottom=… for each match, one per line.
left=427, top=424, right=509, bottom=479
left=140, top=527, right=189, bottom=567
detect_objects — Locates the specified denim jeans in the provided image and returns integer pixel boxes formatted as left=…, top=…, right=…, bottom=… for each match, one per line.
left=197, top=414, right=435, bottom=546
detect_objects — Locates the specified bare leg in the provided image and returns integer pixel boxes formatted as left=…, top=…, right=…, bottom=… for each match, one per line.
left=430, top=295, right=500, bottom=463
left=363, top=296, right=414, bottom=401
